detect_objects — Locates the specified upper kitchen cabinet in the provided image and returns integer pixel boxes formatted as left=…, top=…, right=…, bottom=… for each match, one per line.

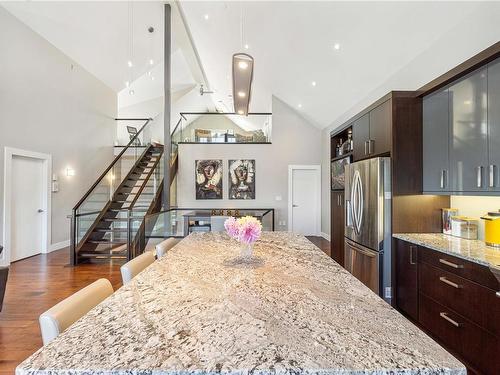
left=423, top=89, right=450, bottom=192
left=449, top=68, right=488, bottom=192
left=488, top=58, right=500, bottom=191
left=352, top=114, right=369, bottom=160
left=423, top=57, right=500, bottom=195
left=352, top=101, right=392, bottom=161
left=369, top=99, right=392, bottom=156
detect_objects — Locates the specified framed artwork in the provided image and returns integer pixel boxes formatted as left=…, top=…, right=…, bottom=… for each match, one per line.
left=228, top=159, right=255, bottom=199
left=195, top=160, right=223, bottom=199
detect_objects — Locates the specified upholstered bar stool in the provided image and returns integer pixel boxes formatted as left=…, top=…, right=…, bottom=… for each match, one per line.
left=155, top=237, right=180, bottom=258
left=120, top=251, right=155, bottom=285
left=39, top=278, right=113, bottom=345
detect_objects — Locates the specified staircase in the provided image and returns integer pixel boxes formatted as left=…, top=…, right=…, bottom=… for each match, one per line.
left=76, top=145, right=163, bottom=262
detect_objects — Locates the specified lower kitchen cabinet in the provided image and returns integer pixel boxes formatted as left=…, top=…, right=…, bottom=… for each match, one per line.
left=394, top=239, right=500, bottom=375
left=330, top=191, right=345, bottom=266
left=395, top=239, right=418, bottom=321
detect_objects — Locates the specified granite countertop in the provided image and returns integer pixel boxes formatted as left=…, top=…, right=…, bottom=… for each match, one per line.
left=17, top=232, right=464, bottom=375
left=393, top=233, right=500, bottom=271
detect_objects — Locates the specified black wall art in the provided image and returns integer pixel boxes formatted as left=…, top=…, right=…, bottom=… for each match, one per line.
left=195, top=160, right=223, bottom=199
left=228, top=159, right=255, bottom=200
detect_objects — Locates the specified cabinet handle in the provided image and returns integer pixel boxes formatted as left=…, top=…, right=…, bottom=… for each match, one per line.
left=496, top=291, right=500, bottom=298
left=409, top=245, right=417, bottom=265
left=439, top=258, right=463, bottom=269
left=440, top=170, right=446, bottom=189
left=364, top=141, right=368, bottom=155
left=477, top=166, right=483, bottom=188
left=490, top=165, right=495, bottom=188
left=439, top=276, right=462, bottom=289
left=440, top=312, right=461, bottom=327
left=368, top=139, right=374, bottom=155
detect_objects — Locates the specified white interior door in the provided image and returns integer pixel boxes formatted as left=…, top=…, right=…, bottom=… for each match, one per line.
left=290, top=167, right=320, bottom=235
left=10, top=155, right=45, bottom=261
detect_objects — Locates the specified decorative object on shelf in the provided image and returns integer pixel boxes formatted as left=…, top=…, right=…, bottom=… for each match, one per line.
left=195, top=160, right=222, bottom=200
left=224, top=216, right=262, bottom=258
left=229, top=159, right=255, bottom=199
left=442, top=208, right=459, bottom=235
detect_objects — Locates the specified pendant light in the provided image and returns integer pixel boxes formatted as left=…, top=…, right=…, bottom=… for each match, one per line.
left=232, top=4, right=254, bottom=116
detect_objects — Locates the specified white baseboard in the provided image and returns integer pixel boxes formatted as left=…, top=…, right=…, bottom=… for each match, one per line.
left=48, top=240, right=70, bottom=253
left=320, top=232, right=331, bottom=241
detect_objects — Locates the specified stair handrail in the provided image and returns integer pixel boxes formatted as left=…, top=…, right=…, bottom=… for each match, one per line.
left=72, top=118, right=152, bottom=212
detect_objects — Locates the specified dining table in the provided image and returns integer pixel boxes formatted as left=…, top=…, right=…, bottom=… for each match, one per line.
left=17, top=232, right=465, bottom=374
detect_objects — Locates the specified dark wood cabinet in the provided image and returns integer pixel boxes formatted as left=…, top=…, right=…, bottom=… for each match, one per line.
left=394, top=239, right=418, bottom=321
left=369, top=99, right=392, bottom=156
left=396, top=239, right=500, bottom=375
left=330, top=191, right=344, bottom=266
left=352, top=115, right=369, bottom=160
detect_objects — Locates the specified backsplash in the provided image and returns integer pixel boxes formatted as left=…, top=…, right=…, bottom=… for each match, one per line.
left=450, top=195, right=500, bottom=240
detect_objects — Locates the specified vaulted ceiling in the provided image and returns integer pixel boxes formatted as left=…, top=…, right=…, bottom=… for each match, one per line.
left=2, top=1, right=499, bottom=129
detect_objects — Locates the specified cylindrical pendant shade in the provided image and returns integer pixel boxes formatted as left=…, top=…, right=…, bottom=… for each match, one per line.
left=232, top=53, right=254, bottom=116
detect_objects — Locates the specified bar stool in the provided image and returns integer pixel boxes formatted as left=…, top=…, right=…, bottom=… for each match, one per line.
left=120, top=251, right=155, bottom=285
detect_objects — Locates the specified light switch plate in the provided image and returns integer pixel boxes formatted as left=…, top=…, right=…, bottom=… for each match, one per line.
left=275, top=195, right=282, bottom=201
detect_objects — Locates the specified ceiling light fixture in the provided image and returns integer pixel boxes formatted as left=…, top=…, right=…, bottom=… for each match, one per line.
left=233, top=53, right=254, bottom=116
left=312, top=81, right=317, bottom=87
left=125, top=81, right=130, bottom=87
left=244, top=44, right=249, bottom=49
left=204, top=14, right=209, bottom=20
left=298, top=104, right=302, bottom=108
left=129, top=89, right=135, bottom=95
left=333, top=43, right=341, bottom=50
left=149, top=59, right=154, bottom=65
left=127, top=60, right=133, bottom=68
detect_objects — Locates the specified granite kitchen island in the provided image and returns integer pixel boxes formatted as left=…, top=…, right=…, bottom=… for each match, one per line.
left=17, top=232, right=464, bottom=374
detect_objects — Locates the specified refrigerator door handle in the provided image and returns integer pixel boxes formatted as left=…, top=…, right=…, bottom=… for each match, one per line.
left=351, top=170, right=363, bottom=235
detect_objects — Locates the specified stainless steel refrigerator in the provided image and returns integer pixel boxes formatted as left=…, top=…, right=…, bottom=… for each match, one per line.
left=344, top=157, right=392, bottom=303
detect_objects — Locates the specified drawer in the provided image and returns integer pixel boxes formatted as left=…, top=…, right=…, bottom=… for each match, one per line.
left=419, top=293, right=499, bottom=375
left=418, top=246, right=499, bottom=290
left=419, top=262, right=500, bottom=336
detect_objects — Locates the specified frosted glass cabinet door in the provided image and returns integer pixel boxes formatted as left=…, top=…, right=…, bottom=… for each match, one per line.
left=423, top=89, right=450, bottom=192
left=449, top=68, right=488, bottom=192
left=488, top=59, right=500, bottom=191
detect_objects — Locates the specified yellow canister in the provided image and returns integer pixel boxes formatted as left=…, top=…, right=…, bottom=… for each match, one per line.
left=481, top=211, right=500, bottom=248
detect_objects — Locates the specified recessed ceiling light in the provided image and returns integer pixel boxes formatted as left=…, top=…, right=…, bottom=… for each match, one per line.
left=244, top=44, right=249, bottom=49
left=125, top=81, right=130, bottom=87
left=147, top=71, right=152, bottom=76
left=238, top=61, right=248, bottom=70
left=129, top=89, right=135, bottom=95
left=298, top=104, right=302, bottom=108
left=333, top=43, right=341, bottom=50
left=149, top=59, right=154, bottom=65
left=127, top=60, right=133, bottom=68
left=237, top=91, right=246, bottom=98
left=151, top=76, right=155, bottom=81
left=204, top=14, right=209, bottom=20
left=311, top=81, right=317, bottom=87
left=237, top=110, right=244, bottom=115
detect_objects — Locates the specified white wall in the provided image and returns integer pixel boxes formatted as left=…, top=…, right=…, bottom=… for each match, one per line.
left=177, top=96, right=322, bottom=230
left=321, top=4, right=500, bottom=235
left=0, top=7, right=116, bottom=258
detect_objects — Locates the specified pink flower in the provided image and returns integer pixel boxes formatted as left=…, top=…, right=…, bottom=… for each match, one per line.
left=224, top=217, right=239, bottom=239
left=238, top=220, right=262, bottom=244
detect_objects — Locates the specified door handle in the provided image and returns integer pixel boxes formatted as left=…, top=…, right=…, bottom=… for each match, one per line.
left=37, top=209, right=44, bottom=213
left=477, top=166, right=483, bottom=188
left=440, top=312, right=461, bottom=327
left=489, top=165, right=495, bottom=188
left=292, top=204, right=298, bottom=208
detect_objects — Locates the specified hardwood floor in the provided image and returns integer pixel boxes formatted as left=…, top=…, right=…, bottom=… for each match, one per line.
left=1, top=237, right=331, bottom=374
left=0, top=248, right=122, bottom=374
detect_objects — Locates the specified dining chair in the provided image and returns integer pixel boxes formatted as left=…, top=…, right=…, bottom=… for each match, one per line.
left=120, top=251, right=156, bottom=285
left=39, top=278, right=113, bottom=345
left=155, top=237, right=180, bottom=258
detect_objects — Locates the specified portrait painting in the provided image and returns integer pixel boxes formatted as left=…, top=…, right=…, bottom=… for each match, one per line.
left=195, top=160, right=223, bottom=199
left=228, top=159, right=255, bottom=200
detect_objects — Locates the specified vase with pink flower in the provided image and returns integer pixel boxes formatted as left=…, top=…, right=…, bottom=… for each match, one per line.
left=224, top=216, right=262, bottom=258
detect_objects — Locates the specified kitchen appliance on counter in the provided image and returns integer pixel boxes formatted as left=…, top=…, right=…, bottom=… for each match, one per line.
left=331, top=155, right=351, bottom=190
left=442, top=208, right=459, bottom=235
left=344, top=157, right=392, bottom=303
left=481, top=211, right=500, bottom=247
left=450, top=216, right=479, bottom=240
